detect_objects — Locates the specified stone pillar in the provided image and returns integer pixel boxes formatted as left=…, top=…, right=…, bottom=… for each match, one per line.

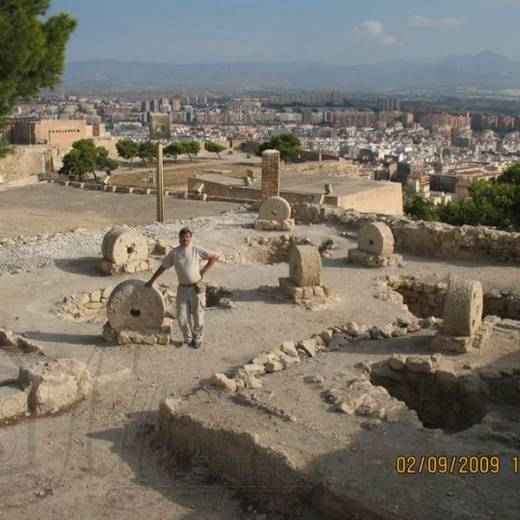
left=261, top=149, right=280, bottom=199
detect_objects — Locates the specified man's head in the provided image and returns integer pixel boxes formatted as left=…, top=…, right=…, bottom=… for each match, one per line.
left=178, top=228, right=192, bottom=248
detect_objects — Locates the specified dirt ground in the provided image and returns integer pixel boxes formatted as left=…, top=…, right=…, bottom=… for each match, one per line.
left=1, top=184, right=520, bottom=519
left=0, top=184, right=242, bottom=238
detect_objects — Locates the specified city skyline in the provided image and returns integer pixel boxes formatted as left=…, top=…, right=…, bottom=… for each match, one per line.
left=50, top=0, right=520, bottom=66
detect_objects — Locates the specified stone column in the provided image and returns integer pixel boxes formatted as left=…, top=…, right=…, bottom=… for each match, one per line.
left=261, top=149, right=280, bottom=199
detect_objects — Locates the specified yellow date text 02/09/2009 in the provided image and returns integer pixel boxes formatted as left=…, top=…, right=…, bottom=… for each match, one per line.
left=395, top=455, right=520, bottom=475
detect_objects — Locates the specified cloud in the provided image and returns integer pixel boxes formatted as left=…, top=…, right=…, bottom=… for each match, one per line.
left=408, top=16, right=464, bottom=29
left=355, top=19, right=400, bottom=47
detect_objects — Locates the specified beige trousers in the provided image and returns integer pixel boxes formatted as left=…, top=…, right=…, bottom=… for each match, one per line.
left=176, top=285, right=206, bottom=342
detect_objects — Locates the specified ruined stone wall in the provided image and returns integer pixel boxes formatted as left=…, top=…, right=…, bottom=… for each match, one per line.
left=284, top=158, right=360, bottom=177
left=293, top=203, right=520, bottom=264
left=387, top=275, right=520, bottom=320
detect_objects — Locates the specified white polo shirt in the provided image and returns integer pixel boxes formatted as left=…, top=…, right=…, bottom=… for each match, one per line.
left=161, top=244, right=215, bottom=285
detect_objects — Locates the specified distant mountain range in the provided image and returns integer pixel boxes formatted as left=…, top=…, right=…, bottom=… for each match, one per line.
left=61, top=51, right=520, bottom=94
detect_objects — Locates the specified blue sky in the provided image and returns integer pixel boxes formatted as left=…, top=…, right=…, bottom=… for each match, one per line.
left=50, top=0, right=520, bottom=64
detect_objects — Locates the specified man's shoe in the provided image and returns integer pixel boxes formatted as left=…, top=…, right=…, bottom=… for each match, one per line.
left=181, top=339, right=193, bottom=348
left=191, top=340, right=203, bottom=349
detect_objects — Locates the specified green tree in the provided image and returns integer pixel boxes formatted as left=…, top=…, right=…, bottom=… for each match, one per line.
left=436, top=180, right=520, bottom=231
left=164, top=142, right=185, bottom=162
left=0, top=1, right=77, bottom=157
left=59, top=139, right=117, bottom=180
left=404, top=194, right=438, bottom=221
left=256, top=132, right=301, bottom=163
left=205, top=141, right=226, bottom=159
left=138, top=141, right=158, bottom=165
left=116, top=139, right=139, bottom=163
left=497, top=162, right=520, bottom=186
left=96, top=146, right=118, bottom=175
left=184, top=141, right=200, bottom=161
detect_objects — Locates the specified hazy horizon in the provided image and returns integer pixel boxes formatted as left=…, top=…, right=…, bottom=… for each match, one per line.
left=64, top=50, right=514, bottom=67
left=50, top=0, right=520, bottom=65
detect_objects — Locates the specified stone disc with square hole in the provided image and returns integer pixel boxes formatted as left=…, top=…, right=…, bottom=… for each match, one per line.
left=107, top=280, right=165, bottom=332
left=442, top=277, right=483, bottom=337
left=102, top=226, right=149, bottom=265
left=358, top=222, right=394, bottom=256
left=258, top=196, right=291, bottom=222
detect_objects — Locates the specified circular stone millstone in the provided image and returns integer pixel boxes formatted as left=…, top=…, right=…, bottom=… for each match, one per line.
left=289, top=245, right=321, bottom=287
left=101, top=226, right=149, bottom=265
left=258, top=196, right=291, bottom=222
left=107, top=280, right=165, bottom=332
left=442, top=277, right=483, bottom=337
left=358, top=222, right=395, bottom=256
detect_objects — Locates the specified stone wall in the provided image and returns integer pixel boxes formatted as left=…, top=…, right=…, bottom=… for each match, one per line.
left=0, top=146, right=54, bottom=182
left=285, top=158, right=360, bottom=177
left=387, top=275, right=520, bottom=320
left=293, top=203, right=520, bottom=264
left=0, top=138, right=119, bottom=184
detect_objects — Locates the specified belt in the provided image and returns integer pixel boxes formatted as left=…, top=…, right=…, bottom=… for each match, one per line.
left=179, top=283, right=197, bottom=287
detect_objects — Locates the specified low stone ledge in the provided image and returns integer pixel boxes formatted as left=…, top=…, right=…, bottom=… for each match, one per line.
left=279, top=277, right=332, bottom=302
left=348, top=248, right=403, bottom=268
left=293, top=202, right=520, bottom=264
left=254, top=219, right=295, bottom=232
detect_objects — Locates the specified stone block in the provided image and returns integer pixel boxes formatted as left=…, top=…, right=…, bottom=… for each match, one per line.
left=265, top=360, right=283, bottom=373
left=406, top=356, right=434, bottom=374
left=19, top=358, right=92, bottom=415
left=389, top=354, right=406, bottom=371
left=289, top=245, right=321, bottom=287
left=298, top=339, right=318, bottom=357
left=279, top=277, right=297, bottom=299
left=0, top=328, right=18, bottom=347
left=431, top=334, right=472, bottom=353
left=280, top=341, right=299, bottom=357
left=0, top=385, right=28, bottom=420
left=254, top=218, right=295, bottom=231
left=237, top=371, right=262, bottom=390
left=211, top=373, right=237, bottom=393
left=348, top=248, right=403, bottom=268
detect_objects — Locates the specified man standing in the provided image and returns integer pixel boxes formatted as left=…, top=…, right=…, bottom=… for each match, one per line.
left=145, top=228, right=219, bottom=348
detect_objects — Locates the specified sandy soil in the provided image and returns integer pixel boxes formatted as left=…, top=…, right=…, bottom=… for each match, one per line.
left=0, top=184, right=242, bottom=239
left=1, top=187, right=520, bottom=519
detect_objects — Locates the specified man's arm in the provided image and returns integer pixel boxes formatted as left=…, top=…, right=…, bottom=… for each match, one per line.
left=200, top=252, right=219, bottom=278
left=145, top=265, right=166, bottom=287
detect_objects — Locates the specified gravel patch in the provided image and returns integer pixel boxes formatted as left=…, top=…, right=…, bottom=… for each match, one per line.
left=0, top=212, right=256, bottom=275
